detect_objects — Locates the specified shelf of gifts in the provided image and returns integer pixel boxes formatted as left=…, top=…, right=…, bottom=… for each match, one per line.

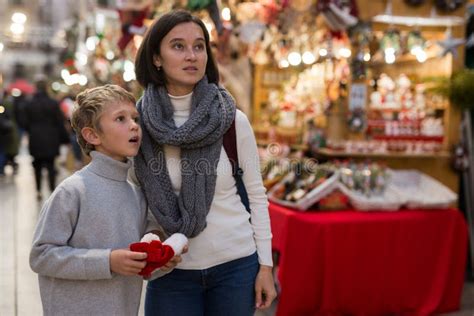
left=370, top=135, right=444, bottom=142
left=315, top=142, right=450, bottom=158
left=257, top=140, right=308, bottom=152
left=365, top=48, right=440, bottom=68
left=366, top=119, right=445, bottom=140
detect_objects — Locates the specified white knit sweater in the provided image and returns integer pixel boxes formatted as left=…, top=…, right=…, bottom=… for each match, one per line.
left=145, top=92, right=273, bottom=269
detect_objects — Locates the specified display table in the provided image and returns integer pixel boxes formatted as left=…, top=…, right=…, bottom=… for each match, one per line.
left=269, top=202, right=468, bottom=316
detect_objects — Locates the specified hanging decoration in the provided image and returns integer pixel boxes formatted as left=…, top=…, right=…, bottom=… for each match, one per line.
left=348, top=21, right=372, bottom=77
left=407, top=30, right=427, bottom=62
left=380, top=29, right=401, bottom=63
left=348, top=21, right=371, bottom=47
left=467, top=33, right=474, bottom=48
left=258, top=0, right=283, bottom=25
left=350, top=52, right=367, bottom=80
left=63, top=52, right=78, bottom=75
left=116, top=0, right=151, bottom=52
left=437, top=29, right=465, bottom=58
left=347, top=107, right=366, bottom=133
left=187, top=0, right=224, bottom=34
left=404, top=0, right=426, bottom=6
left=316, top=0, right=359, bottom=32
left=406, top=30, right=425, bottom=52
left=434, top=0, right=465, bottom=13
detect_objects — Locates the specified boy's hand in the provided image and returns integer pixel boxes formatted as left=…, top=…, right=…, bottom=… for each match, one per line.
left=110, top=249, right=147, bottom=276
left=255, top=265, right=277, bottom=309
left=160, top=245, right=188, bottom=272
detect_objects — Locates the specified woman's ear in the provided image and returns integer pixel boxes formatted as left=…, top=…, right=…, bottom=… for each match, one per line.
left=153, top=54, right=162, bottom=68
left=81, top=127, right=101, bottom=146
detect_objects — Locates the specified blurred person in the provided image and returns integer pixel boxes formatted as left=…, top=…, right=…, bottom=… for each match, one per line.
left=24, top=78, right=67, bottom=199
left=12, top=92, right=29, bottom=136
left=0, top=95, right=19, bottom=175
left=60, top=94, right=84, bottom=170
left=0, top=107, right=12, bottom=176
left=134, top=10, right=276, bottom=315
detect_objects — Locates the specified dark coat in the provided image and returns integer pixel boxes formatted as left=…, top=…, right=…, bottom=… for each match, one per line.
left=24, top=91, right=66, bottom=159
left=0, top=100, right=20, bottom=156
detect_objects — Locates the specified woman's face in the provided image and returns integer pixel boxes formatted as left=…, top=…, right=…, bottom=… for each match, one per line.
left=154, top=22, right=208, bottom=96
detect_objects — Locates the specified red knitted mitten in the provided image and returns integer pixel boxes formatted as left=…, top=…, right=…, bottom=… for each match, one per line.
left=129, top=240, right=175, bottom=278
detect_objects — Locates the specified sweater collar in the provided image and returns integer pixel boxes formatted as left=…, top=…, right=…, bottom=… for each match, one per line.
left=168, top=91, right=193, bottom=112
left=87, top=151, right=131, bottom=182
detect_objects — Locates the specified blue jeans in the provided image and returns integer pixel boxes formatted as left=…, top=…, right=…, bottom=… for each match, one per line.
left=145, top=252, right=259, bottom=316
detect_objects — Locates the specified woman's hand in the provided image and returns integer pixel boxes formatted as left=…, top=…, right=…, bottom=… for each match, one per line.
left=160, top=245, right=188, bottom=272
left=255, top=265, right=277, bottom=309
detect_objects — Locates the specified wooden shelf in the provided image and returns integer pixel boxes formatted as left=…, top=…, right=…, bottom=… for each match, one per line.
left=257, top=141, right=308, bottom=152
left=315, top=148, right=451, bottom=159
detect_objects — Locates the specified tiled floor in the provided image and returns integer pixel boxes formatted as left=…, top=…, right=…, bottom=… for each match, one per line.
left=0, top=144, right=472, bottom=316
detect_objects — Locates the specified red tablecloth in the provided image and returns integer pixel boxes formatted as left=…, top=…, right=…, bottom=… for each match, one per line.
left=269, top=202, right=468, bottom=316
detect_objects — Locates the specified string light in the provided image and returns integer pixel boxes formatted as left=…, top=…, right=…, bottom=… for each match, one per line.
left=288, top=52, right=302, bottom=66
left=302, top=51, right=316, bottom=64
left=221, top=8, right=231, bottom=21
left=11, top=12, right=27, bottom=24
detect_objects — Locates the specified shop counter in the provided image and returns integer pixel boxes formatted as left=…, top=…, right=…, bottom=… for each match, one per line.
left=269, top=202, right=468, bottom=316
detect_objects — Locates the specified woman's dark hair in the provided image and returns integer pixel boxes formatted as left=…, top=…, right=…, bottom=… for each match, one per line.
left=135, top=10, right=219, bottom=88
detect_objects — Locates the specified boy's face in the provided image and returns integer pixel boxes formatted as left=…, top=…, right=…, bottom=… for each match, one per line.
left=92, top=101, right=142, bottom=162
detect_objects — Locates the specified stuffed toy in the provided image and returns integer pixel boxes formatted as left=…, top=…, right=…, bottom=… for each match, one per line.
left=130, top=233, right=188, bottom=278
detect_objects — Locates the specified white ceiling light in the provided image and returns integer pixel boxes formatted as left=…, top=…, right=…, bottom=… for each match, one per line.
left=10, top=23, right=25, bottom=35
left=11, top=12, right=27, bottom=24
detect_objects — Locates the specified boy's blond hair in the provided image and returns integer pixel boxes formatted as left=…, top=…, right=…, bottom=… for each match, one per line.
left=71, top=84, right=136, bottom=156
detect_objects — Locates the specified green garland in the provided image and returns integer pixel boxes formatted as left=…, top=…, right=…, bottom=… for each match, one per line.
left=425, top=69, right=474, bottom=109
left=449, top=70, right=474, bottom=109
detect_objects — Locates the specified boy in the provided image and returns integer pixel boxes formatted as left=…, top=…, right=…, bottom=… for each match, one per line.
left=30, top=85, right=175, bottom=315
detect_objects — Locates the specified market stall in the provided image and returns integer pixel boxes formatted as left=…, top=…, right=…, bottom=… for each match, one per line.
left=251, top=0, right=468, bottom=193
left=47, top=0, right=472, bottom=313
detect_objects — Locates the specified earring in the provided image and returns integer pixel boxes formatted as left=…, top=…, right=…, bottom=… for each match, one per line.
left=156, top=65, right=161, bottom=71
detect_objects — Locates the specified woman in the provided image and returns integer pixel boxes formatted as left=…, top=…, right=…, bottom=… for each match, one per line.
left=134, top=10, right=276, bottom=316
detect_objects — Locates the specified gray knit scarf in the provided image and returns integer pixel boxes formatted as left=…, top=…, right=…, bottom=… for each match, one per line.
left=134, top=77, right=236, bottom=238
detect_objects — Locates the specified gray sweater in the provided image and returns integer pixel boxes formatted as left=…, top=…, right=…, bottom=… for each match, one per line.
left=30, top=151, right=148, bottom=316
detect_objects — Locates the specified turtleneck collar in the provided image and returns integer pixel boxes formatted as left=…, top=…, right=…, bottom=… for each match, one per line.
left=87, top=151, right=132, bottom=182
left=168, top=91, right=193, bottom=112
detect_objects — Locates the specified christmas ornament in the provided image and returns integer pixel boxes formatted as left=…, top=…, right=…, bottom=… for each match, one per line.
left=403, top=0, right=426, bottom=6
left=380, top=29, right=401, bottom=63
left=347, top=108, right=366, bottom=132
left=452, top=143, right=469, bottom=172
left=407, top=30, right=426, bottom=52
left=434, top=0, right=465, bottom=12
left=348, top=21, right=371, bottom=46
left=380, top=29, right=401, bottom=54
left=258, top=0, right=282, bottom=25
left=351, top=51, right=367, bottom=80
left=437, top=30, right=465, bottom=58
left=316, top=0, right=359, bottom=32
left=62, top=52, right=78, bottom=75
left=238, top=21, right=266, bottom=44
left=466, top=33, right=474, bottom=48
left=187, top=0, right=223, bottom=34
left=116, top=0, right=150, bottom=52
